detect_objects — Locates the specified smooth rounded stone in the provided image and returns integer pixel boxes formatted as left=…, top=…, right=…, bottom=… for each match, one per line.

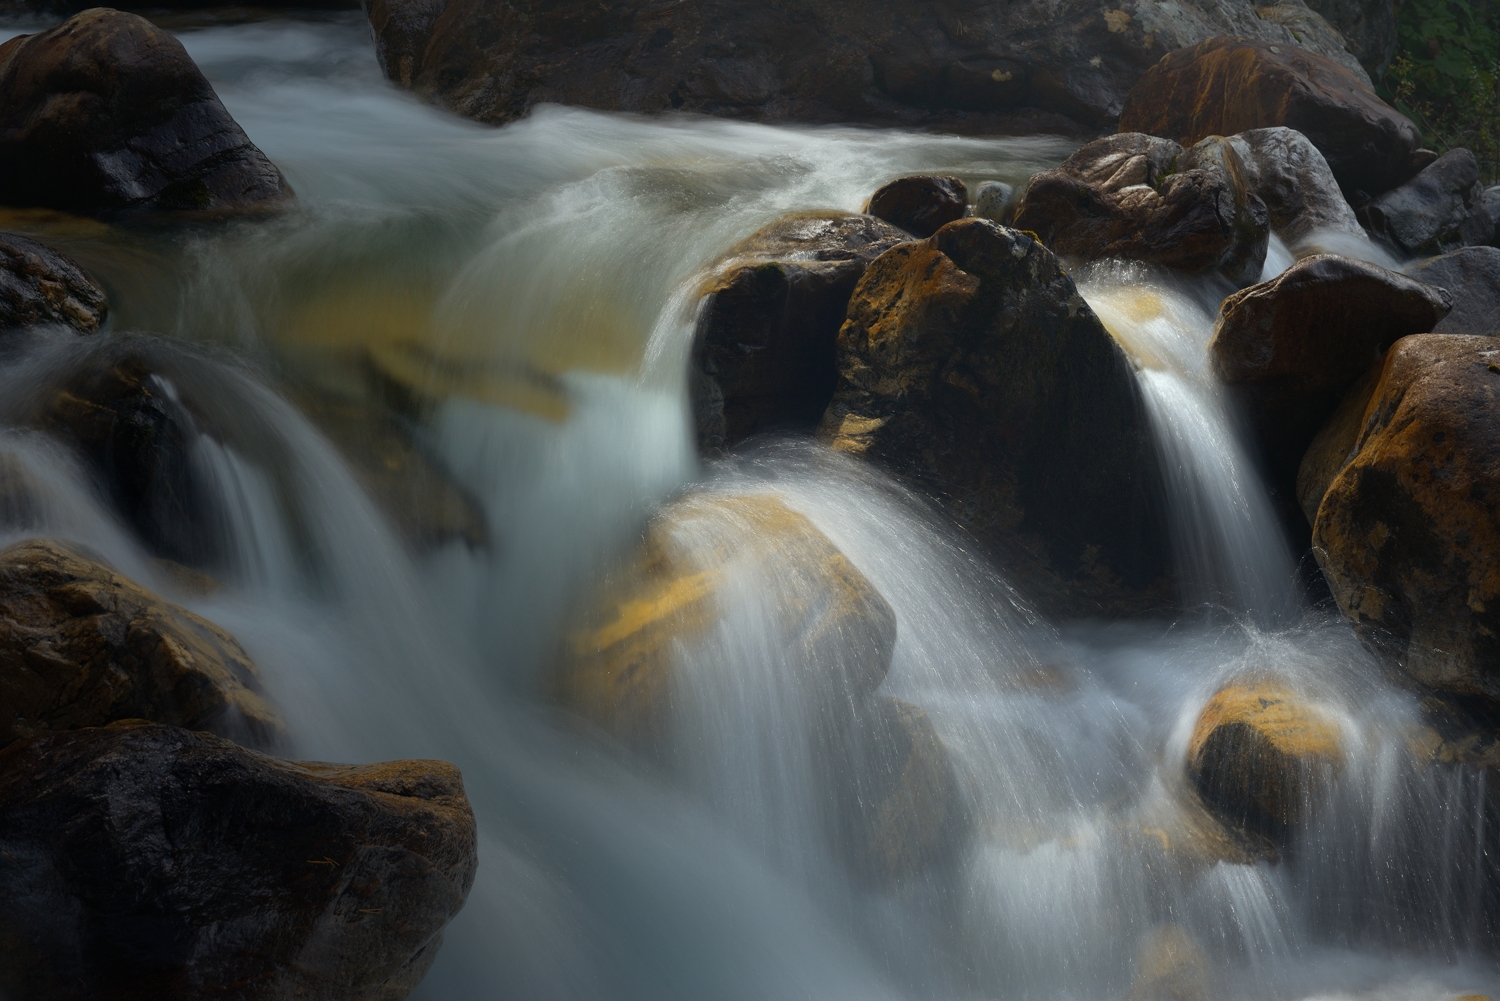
left=866, top=176, right=968, bottom=239
left=1301, top=0, right=1397, bottom=79
left=972, top=181, right=1015, bottom=224
left=0, top=539, right=284, bottom=750
left=1360, top=149, right=1492, bottom=256
left=1188, top=683, right=1344, bottom=832
left=1405, top=247, right=1500, bottom=337
left=690, top=212, right=910, bottom=453
left=1225, top=127, right=1363, bottom=251
left=1209, top=254, right=1451, bottom=486
left=365, top=0, right=1363, bottom=131
left=1012, top=133, right=1269, bottom=286
left=1314, top=335, right=1500, bottom=703
left=0, top=233, right=107, bottom=333
left=818, top=218, right=1174, bottom=618
left=1481, top=186, right=1500, bottom=248
left=831, top=697, right=969, bottom=887
left=1126, top=925, right=1211, bottom=1001
left=1295, top=360, right=1381, bottom=525
left=1118, top=36, right=1421, bottom=199
left=0, top=9, right=290, bottom=216
left=553, top=492, right=896, bottom=757
left=0, top=721, right=476, bottom=1001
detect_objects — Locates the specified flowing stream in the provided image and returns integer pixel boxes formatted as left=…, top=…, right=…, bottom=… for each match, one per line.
left=1, top=11, right=1497, bottom=1000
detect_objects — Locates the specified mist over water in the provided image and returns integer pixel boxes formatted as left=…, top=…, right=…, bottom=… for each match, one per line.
left=1, top=11, right=1496, bottom=1000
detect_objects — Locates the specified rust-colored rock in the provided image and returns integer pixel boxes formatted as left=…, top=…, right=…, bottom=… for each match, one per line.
left=1012, top=132, right=1268, bottom=286
left=1118, top=36, right=1421, bottom=198
left=818, top=217, right=1172, bottom=617
left=1209, top=254, right=1451, bottom=485
left=0, top=721, right=476, bottom=1001
left=1188, top=683, right=1343, bottom=831
left=1313, top=335, right=1500, bottom=701
left=690, top=213, right=910, bottom=453
left=866, top=176, right=968, bottom=239
left=0, top=10, right=290, bottom=215
left=0, top=233, right=107, bottom=333
left=0, top=539, right=284, bottom=749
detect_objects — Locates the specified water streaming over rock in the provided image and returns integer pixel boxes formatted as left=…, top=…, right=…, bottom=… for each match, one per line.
left=0, top=11, right=1496, bottom=1001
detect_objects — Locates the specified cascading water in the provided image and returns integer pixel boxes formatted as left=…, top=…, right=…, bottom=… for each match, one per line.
left=1, top=10, right=1496, bottom=1001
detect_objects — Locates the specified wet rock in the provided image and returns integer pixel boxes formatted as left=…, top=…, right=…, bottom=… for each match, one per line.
left=1313, top=335, right=1500, bottom=702
left=1209, top=254, right=1451, bottom=487
left=832, top=697, right=969, bottom=887
left=1295, top=360, right=1381, bottom=525
left=0, top=721, right=476, bottom=1001
left=1012, top=132, right=1269, bottom=286
left=1360, top=149, right=1492, bottom=255
left=817, top=218, right=1172, bottom=618
left=972, top=182, right=1015, bottom=224
left=1118, top=36, right=1421, bottom=198
left=1301, top=0, right=1397, bottom=79
left=0, top=233, right=107, bottom=334
left=367, top=0, right=1363, bottom=131
left=0, top=539, right=284, bottom=750
left=0, top=10, right=290, bottom=216
left=553, top=492, right=896, bottom=756
left=1188, top=683, right=1343, bottom=832
left=1126, top=925, right=1211, bottom=1001
left=1226, top=127, right=1363, bottom=251
left=866, top=176, right=967, bottom=239
left=1480, top=186, right=1500, bottom=247
left=690, top=213, right=910, bottom=453
left=1405, top=247, right=1500, bottom=337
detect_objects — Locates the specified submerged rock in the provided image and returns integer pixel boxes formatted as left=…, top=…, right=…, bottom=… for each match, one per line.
left=1209, top=254, right=1451, bottom=486
left=0, top=721, right=476, bottom=1001
left=1012, top=132, right=1269, bottom=286
left=1405, top=247, right=1500, bottom=337
left=0, top=539, right=284, bottom=750
left=1117, top=36, right=1421, bottom=199
left=866, top=176, right=968, bottom=239
left=1188, top=683, right=1343, bottom=832
left=1314, top=335, right=1500, bottom=703
left=1360, top=149, right=1492, bottom=255
left=1126, top=925, right=1211, bottom=1001
left=0, top=10, right=290, bottom=216
left=1225, top=127, right=1364, bottom=252
left=690, top=213, right=909, bottom=453
left=0, top=233, right=107, bottom=333
left=818, top=218, right=1172, bottom=618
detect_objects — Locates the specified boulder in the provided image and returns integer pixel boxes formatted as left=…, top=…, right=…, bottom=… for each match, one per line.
left=1011, top=132, right=1269, bottom=286
left=366, top=0, right=1364, bottom=131
left=1208, top=254, right=1451, bottom=485
left=1405, top=247, right=1500, bottom=338
left=1126, top=925, right=1211, bottom=1001
left=0, top=234, right=107, bottom=334
left=866, top=176, right=967, bottom=238
left=817, top=218, right=1173, bottom=617
left=553, top=492, right=896, bottom=756
left=690, top=213, right=910, bottom=453
left=1481, top=186, right=1500, bottom=247
left=1313, top=335, right=1500, bottom=702
left=1188, top=683, right=1343, bottom=832
left=0, top=539, right=284, bottom=750
left=1301, top=0, right=1397, bottom=79
left=1117, top=36, right=1421, bottom=199
left=1225, top=127, right=1363, bottom=251
left=0, top=721, right=476, bottom=1001
left=0, top=9, right=290, bottom=216
left=1295, top=360, right=1381, bottom=525
left=1360, top=148, right=1492, bottom=256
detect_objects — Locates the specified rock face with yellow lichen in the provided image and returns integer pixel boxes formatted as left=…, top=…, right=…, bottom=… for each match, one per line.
left=817, top=217, right=1172, bottom=618
left=1313, top=335, right=1500, bottom=703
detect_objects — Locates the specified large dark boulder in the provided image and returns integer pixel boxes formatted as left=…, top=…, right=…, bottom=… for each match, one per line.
left=1405, top=247, right=1500, bottom=338
left=817, top=218, right=1172, bottom=617
left=0, top=721, right=476, bottom=1001
left=690, top=213, right=909, bottom=454
left=0, top=234, right=107, bottom=333
left=866, top=176, right=967, bottom=239
left=366, top=0, right=1364, bottom=131
left=0, top=539, right=284, bottom=750
left=1209, top=254, right=1450, bottom=486
left=0, top=9, right=290, bottom=216
left=1013, top=132, right=1269, bottom=286
left=1359, top=148, right=1493, bottom=255
left=1117, top=36, right=1421, bottom=199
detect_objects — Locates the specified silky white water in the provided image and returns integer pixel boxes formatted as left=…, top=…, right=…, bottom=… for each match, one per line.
left=0, top=11, right=1496, bottom=1000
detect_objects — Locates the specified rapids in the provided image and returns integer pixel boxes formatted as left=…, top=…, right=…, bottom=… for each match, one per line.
left=0, top=10, right=1496, bottom=1001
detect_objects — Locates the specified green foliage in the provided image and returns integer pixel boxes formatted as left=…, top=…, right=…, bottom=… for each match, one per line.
left=1379, top=0, right=1500, bottom=184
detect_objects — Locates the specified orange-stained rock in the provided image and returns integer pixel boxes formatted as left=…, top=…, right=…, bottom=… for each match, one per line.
left=0, top=539, right=284, bottom=749
left=553, top=492, right=896, bottom=756
left=1314, top=335, right=1500, bottom=701
left=1188, top=683, right=1343, bottom=829
left=1117, top=36, right=1422, bottom=198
